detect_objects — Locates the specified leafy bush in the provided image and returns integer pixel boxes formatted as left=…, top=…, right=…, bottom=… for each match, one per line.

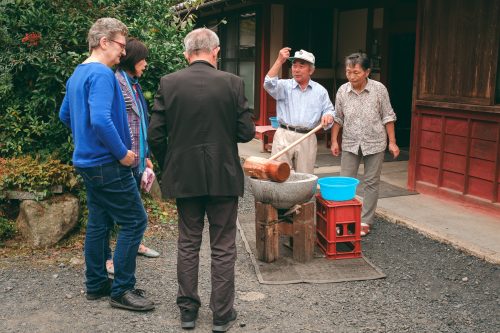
left=142, top=194, right=178, bottom=225
left=0, top=216, right=16, bottom=241
left=0, top=156, right=79, bottom=199
left=0, top=0, right=197, bottom=162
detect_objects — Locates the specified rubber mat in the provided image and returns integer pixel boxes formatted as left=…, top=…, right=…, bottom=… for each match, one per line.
left=237, top=214, right=386, bottom=285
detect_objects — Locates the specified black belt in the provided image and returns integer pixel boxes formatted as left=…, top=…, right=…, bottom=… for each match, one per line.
left=279, top=124, right=310, bottom=134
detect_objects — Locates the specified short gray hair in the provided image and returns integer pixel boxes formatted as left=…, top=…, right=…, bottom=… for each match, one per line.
left=87, top=18, right=128, bottom=52
left=345, top=52, right=371, bottom=71
left=184, top=28, right=219, bottom=55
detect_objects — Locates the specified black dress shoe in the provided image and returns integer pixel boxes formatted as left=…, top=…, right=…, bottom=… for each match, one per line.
left=109, top=289, right=155, bottom=311
left=86, top=279, right=112, bottom=300
left=212, top=309, right=237, bottom=332
left=180, top=308, right=199, bottom=329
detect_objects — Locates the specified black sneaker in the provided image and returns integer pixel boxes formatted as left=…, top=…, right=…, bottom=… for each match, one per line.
left=212, top=309, right=237, bottom=332
left=109, top=289, right=155, bottom=311
left=180, top=308, right=199, bottom=329
left=86, top=279, right=112, bottom=300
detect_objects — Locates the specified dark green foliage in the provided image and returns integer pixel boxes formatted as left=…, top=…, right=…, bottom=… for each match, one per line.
left=0, top=0, right=195, bottom=162
left=0, top=216, right=16, bottom=241
left=0, top=156, right=79, bottom=199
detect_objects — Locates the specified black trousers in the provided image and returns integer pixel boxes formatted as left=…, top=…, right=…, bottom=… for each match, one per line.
left=175, top=195, right=238, bottom=322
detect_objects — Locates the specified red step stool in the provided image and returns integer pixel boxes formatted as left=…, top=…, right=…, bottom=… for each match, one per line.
left=315, top=194, right=362, bottom=259
left=254, top=125, right=276, bottom=152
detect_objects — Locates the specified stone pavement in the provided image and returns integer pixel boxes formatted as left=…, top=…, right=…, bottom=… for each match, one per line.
left=238, top=138, right=500, bottom=265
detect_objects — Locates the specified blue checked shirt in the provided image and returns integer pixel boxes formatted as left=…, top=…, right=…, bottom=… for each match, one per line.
left=264, top=75, right=335, bottom=130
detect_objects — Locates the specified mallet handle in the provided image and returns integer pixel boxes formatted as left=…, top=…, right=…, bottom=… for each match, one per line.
left=269, top=124, right=324, bottom=161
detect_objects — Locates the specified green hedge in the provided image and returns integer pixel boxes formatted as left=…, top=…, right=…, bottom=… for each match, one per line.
left=0, top=0, right=197, bottom=162
left=0, top=156, right=79, bottom=198
left=0, top=216, right=16, bottom=242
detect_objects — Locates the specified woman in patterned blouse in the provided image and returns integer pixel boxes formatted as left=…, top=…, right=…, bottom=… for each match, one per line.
left=105, top=38, right=160, bottom=276
left=331, top=52, right=400, bottom=236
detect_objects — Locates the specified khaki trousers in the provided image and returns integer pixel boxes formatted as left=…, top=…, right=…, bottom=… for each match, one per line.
left=271, top=127, right=317, bottom=174
left=340, top=149, right=385, bottom=226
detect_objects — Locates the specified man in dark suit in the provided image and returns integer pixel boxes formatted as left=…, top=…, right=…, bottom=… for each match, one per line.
left=148, top=28, right=255, bottom=332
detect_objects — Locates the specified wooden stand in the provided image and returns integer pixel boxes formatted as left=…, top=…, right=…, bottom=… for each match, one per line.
left=255, top=201, right=315, bottom=263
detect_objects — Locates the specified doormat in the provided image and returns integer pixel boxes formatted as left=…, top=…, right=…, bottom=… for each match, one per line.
left=315, top=172, right=418, bottom=199
left=237, top=214, right=385, bottom=285
left=315, top=150, right=410, bottom=168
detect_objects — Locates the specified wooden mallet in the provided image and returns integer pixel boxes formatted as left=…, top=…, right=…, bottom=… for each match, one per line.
left=243, top=124, right=323, bottom=182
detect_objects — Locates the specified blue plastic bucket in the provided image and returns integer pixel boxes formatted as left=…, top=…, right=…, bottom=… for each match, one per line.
left=269, top=116, right=279, bottom=128
left=317, top=177, right=360, bottom=201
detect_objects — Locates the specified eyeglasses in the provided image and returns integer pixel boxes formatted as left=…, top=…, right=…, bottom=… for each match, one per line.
left=110, top=39, right=126, bottom=50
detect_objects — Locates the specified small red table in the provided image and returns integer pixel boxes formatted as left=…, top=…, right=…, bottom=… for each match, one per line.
left=255, top=125, right=277, bottom=153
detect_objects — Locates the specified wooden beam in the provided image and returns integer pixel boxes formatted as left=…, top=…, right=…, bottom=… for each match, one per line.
left=292, top=201, right=315, bottom=263
left=255, top=202, right=279, bottom=263
left=277, top=221, right=293, bottom=236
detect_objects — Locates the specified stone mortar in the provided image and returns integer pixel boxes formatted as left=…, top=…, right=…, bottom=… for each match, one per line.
left=248, top=172, right=318, bottom=209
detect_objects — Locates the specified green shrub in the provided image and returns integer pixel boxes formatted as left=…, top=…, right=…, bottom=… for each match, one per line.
left=0, top=0, right=197, bottom=162
left=0, top=216, right=16, bottom=242
left=0, top=156, right=79, bottom=199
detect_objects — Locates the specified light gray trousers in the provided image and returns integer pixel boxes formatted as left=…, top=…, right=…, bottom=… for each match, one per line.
left=340, top=149, right=385, bottom=226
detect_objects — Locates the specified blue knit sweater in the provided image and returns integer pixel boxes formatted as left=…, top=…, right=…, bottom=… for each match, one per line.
left=59, top=62, right=131, bottom=168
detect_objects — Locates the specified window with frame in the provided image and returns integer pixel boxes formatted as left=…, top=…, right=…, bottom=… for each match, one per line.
left=286, top=7, right=333, bottom=68
left=203, top=11, right=258, bottom=114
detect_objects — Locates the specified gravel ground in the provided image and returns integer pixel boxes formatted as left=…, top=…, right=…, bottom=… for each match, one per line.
left=1, top=183, right=499, bottom=333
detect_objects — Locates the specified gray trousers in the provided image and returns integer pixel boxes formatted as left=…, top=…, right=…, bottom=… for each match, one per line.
left=175, top=195, right=238, bottom=322
left=340, top=149, right=385, bottom=226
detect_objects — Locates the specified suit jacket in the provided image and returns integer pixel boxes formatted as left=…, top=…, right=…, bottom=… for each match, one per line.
left=148, top=60, right=255, bottom=198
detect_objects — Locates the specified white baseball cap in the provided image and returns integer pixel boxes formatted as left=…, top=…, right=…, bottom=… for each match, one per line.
left=289, top=49, right=315, bottom=65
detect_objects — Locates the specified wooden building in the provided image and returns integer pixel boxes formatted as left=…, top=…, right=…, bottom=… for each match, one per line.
left=185, top=0, right=500, bottom=214
left=409, top=0, right=500, bottom=213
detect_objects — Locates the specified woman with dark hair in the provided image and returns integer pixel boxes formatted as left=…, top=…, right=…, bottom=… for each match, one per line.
left=106, top=37, right=159, bottom=275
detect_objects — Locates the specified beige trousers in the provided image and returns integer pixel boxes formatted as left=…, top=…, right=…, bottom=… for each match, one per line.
left=271, top=127, right=317, bottom=174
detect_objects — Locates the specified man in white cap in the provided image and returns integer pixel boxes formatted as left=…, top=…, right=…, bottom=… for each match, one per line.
left=264, top=47, right=334, bottom=174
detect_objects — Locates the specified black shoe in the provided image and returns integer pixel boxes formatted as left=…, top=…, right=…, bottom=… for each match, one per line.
left=212, top=309, right=237, bottom=332
left=86, top=279, right=112, bottom=300
left=180, top=308, right=199, bottom=330
left=109, top=289, right=155, bottom=311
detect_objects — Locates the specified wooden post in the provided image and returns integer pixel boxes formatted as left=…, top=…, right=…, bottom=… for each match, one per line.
left=255, top=202, right=279, bottom=263
left=292, top=201, right=315, bottom=263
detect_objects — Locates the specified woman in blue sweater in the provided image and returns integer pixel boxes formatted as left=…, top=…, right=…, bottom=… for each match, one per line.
left=59, top=18, right=154, bottom=312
